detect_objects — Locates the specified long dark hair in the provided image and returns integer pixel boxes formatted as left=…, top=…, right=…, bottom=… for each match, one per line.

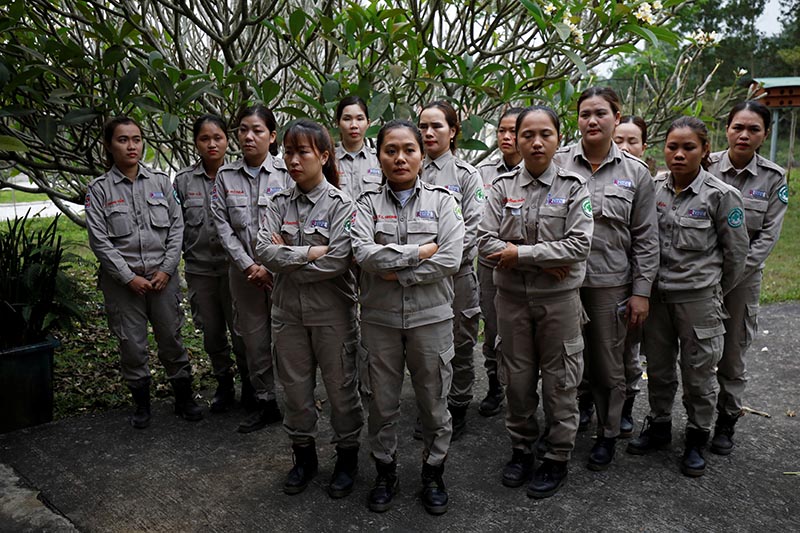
left=235, top=104, right=279, bottom=156
left=336, top=96, right=369, bottom=122
left=666, top=116, right=711, bottom=170
left=420, top=100, right=460, bottom=153
left=283, top=119, right=339, bottom=188
left=102, top=116, right=142, bottom=169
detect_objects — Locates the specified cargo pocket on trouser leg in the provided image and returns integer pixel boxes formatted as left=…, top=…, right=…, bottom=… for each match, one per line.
left=495, top=337, right=507, bottom=387
left=557, top=336, right=584, bottom=391
left=358, top=342, right=372, bottom=397
left=438, top=345, right=456, bottom=398
left=690, top=324, right=725, bottom=370
left=743, top=304, right=759, bottom=348
left=340, top=340, right=358, bottom=389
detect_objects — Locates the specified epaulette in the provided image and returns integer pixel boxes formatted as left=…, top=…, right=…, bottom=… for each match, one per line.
left=491, top=167, right=521, bottom=185
left=423, top=181, right=453, bottom=196
left=556, top=166, right=587, bottom=184
left=272, top=157, right=288, bottom=170
left=454, top=158, right=479, bottom=174
left=477, top=157, right=500, bottom=169
left=218, top=160, right=241, bottom=172
left=703, top=172, right=739, bottom=195
left=620, top=150, right=650, bottom=170
left=327, top=186, right=350, bottom=203
left=271, top=187, right=293, bottom=200
left=555, top=145, right=572, bottom=154
left=756, top=154, right=786, bottom=176
left=707, top=151, right=724, bottom=165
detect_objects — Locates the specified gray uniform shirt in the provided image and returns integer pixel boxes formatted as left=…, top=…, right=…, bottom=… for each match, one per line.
left=477, top=156, right=521, bottom=269
left=335, top=144, right=382, bottom=200
left=707, top=150, right=788, bottom=286
left=210, top=155, right=291, bottom=272
left=173, top=161, right=228, bottom=276
left=478, top=163, right=593, bottom=298
left=255, top=179, right=357, bottom=327
left=352, top=178, right=465, bottom=329
left=85, top=165, right=183, bottom=286
left=422, top=151, right=484, bottom=267
left=653, top=169, right=749, bottom=294
left=554, top=142, right=659, bottom=296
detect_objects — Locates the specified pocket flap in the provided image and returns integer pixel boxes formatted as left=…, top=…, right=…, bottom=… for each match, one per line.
left=693, top=323, right=725, bottom=340
left=604, top=183, right=635, bottom=201
left=407, top=220, right=438, bottom=234
left=679, top=216, right=712, bottom=229
left=563, top=335, right=584, bottom=355
left=375, top=221, right=396, bottom=235
left=226, top=195, right=249, bottom=207
left=147, top=196, right=168, bottom=207
left=281, top=223, right=300, bottom=235
left=461, top=306, right=482, bottom=319
left=438, top=345, right=456, bottom=365
left=746, top=303, right=759, bottom=317
left=743, top=197, right=768, bottom=213
left=184, top=198, right=204, bottom=208
left=106, top=203, right=129, bottom=214
left=540, top=205, right=568, bottom=218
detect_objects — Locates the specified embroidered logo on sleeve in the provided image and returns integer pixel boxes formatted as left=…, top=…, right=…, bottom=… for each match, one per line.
left=475, top=188, right=486, bottom=203
left=84, top=192, right=91, bottom=207
left=727, top=206, right=744, bottom=228
left=454, top=205, right=463, bottom=220
left=344, top=210, right=356, bottom=232
left=778, top=184, right=789, bottom=205
left=581, top=198, right=593, bottom=218
left=171, top=189, right=180, bottom=205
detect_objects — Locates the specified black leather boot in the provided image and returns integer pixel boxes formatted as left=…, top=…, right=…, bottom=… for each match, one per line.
left=369, top=458, right=398, bottom=513
left=448, top=404, right=468, bottom=441
left=284, top=443, right=318, bottom=495
left=328, top=446, right=359, bottom=499
left=502, top=448, right=534, bottom=487
left=420, top=462, right=449, bottom=515
left=681, top=427, right=710, bottom=477
left=237, top=398, right=282, bottom=433
left=626, top=416, right=672, bottom=455
left=210, top=373, right=235, bottom=413
left=619, top=396, right=636, bottom=438
left=578, top=393, right=594, bottom=432
left=587, top=436, right=616, bottom=471
left=479, top=374, right=504, bottom=417
left=128, top=379, right=151, bottom=429
left=240, top=374, right=258, bottom=412
left=527, top=459, right=568, bottom=499
left=710, top=413, right=738, bottom=455
left=171, top=377, right=203, bottom=421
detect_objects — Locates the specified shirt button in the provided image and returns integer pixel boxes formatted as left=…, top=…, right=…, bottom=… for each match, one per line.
left=671, top=206, right=677, bottom=211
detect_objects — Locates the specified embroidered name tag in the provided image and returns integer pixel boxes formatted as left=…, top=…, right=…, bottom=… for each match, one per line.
left=149, top=191, right=165, bottom=199
left=687, top=209, right=707, bottom=218
left=445, top=184, right=462, bottom=193
left=614, top=179, right=634, bottom=189
left=547, top=196, right=566, bottom=205
left=748, top=189, right=767, bottom=200
left=416, top=210, right=437, bottom=220
left=266, top=187, right=282, bottom=195
left=368, top=168, right=382, bottom=176
left=657, top=201, right=668, bottom=209
left=310, top=219, right=329, bottom=229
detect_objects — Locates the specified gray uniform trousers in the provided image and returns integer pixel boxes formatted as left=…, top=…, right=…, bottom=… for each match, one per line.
left=581, top=285, right=629, bottom=438
left=363, top=321, right=454, bottom=466
left=273, top=321, right=363, bottom=448
left=718, top=277, right=761, bottom=418
left=228, top=265, right=275, bottom=401
left=497, top=289, right=584, bottom=462
left=643, top=287, right=726, bottom=431
left=99, top=271, right=191, bottom=385
left=448, top=264, right=481, bottom=407
left=186, top=272, right=247, bottom=378
left=478, top=262, right=500, bottom=377
left=623, top=330, right=643, bottom=397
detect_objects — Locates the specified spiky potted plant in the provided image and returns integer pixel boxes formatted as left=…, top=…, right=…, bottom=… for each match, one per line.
left=0, top=210, right=82, bottom=432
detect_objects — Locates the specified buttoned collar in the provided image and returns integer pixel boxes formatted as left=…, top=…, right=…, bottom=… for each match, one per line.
left=573, top=140, right=621, bottom=166
left=110, top=164, right=148, bottom=183
left=520, top=163, right=556, bottom=188
left=336, top=143, right=369, bottom=161
left=290, top=178, right=328, bottom=204
left=666, top=169, right=707, bottom=195
left=424, top=151, right=454, bottom=171
left=387, top=177, right=421, bottom=205
left=718, top=150, right=758, bottom=177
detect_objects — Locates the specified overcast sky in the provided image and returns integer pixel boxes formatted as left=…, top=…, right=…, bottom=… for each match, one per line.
left=757, top=0, right=782, bottom=36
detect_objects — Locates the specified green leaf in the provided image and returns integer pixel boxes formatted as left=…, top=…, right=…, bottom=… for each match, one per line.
left=554, top=22, right=572, bottom=42
left=148, top=51, right=164, bottom=70
left=519, top=0, right=546, bottom=32
left=562, top=49, right=587, bottom=76
left=622, top=23, right=659, bottom=48
left=102, top=45, right=126, bottom=67
left=162, top=113, right=179, bottom=135
left=459, top=138, right=489, bottom=151
left=132, top=96, right=163, bottom=113
left=209, top=58, right=224, bottom=82
left=178, top=81, right=213, bottom=106
left=369, top=92, right=391, bottom=120
left=289, top=9, right=306, bottom=39
left=37, top=116, right=58, bottom=146
left=259, top=79, right=281, bottom=104
left=0, top=135, right=29, bottom=152
left=322, top=79, right=340, bottom=102
left=117, top=68, right=139, bottom=101
left=62, top=108, right=98, bottom=125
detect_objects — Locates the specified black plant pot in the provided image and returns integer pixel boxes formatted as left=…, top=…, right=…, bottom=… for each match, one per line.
left=0, top=336, right=59, bottom=433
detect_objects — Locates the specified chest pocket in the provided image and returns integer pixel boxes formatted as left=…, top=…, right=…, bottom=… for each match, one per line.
left=280, top=223, right=300, bottom=246
left=499, top=200, right=525, bottom=242
left=302, top=224, right=330, bottom=246
left=407, top=220, right=438, bottom=245
left=147, top=197, right=170, bottom=228
left=105, top=204, right=132, bottom=237
left=226, top=195, right=250, bottom=230
left=537, top=204, right=568, bottom=243
left=676, top=216, right=713, bottom=251
left=183, top=198, right=205, bottom=227
left=743, top=197, right=767, bottom=232
left=374, top=221, right=397, bottom=245
left=602, top=184, right=634, bottom=224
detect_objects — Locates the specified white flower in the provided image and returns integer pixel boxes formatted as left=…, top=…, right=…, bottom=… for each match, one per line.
left=544, top=2, right=556, bottom=15
left=635, top=2, right=653, bottom=21
left=574, top=33, right=584, bottom=45
left=653, top=0, right=662, bottom=9
left=735, top=68, right=748, bottom=76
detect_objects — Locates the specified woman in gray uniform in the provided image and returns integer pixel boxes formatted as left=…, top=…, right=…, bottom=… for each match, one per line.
left=174, top=115, right=249, bottom=413
left=476, top=106, right=524, bottom=417
left=418, top=100, right=484, bottom=439
left=86, top=116, right=202, bottom=428
left=627, top=117, right=749, bottom=477
left=479, top=105, right=593, bottom=498
left=553, top=87, right=659, bottom=471
left=256, top=119, right=364, bottom=498
left=352, top=120, right=464, bottom=515
left=211, top=104, right=290, bottom=433
left=707, top=101, right=788, bottom=455
left=335, top=96, right=382, bottom=199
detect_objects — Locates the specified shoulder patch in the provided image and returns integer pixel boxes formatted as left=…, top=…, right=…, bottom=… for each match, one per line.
left=581, top=198, right=593, bottom=218
left=727, top=206, right=744, bottom=228
left=778, top=184, right=789, bottom=205
left=454, top=205, right=463, bottom=220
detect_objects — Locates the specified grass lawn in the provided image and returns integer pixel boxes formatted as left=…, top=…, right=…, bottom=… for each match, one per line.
left=0, top=189, right=47, bottom=203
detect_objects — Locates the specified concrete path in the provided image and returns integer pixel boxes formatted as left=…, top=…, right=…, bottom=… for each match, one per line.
left=0, top=201, right=84, bottom=222
left=1, top=303, right=799, bottom=532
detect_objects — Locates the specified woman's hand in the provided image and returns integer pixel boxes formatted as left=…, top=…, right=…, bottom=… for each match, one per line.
left=150, top=271, right=171, bottom=291
left=127, top=275, right=152, bottom=295
left=308, top=246, right=329, bottom=261
left=245, top=264, right=273, bottom=290
left=625, top=295, right=650, bottom=328
left=487, top=242, right=519, bottom=270
left=541, top=265, right=570, bottom=282
left=418, top=242, right=439, bottom=260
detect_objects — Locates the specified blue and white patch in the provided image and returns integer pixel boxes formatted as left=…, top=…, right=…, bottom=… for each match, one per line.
left=614, top=179, right=634, bottom=189
left=416, top=210, right=437, bottom=220
left=310, top=219, right=329, bottom=229
left=687, top=209, right=707, bottom=219
left=445, top=184, right=462, bottom=193
left=547, top=195, right=567, bottom=205
left=778, top=184, right=789, bottom=205
left=727, top=206, right=744, bottom=228
left=510, top=208, right=521, bottom=216
left=748, top=189, right=768, bottom=200
left=368, top=168, right=382, bottom=176
left=266, top=186, right=283, bottom=195
left=150, top=191, right=165, bottom=199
